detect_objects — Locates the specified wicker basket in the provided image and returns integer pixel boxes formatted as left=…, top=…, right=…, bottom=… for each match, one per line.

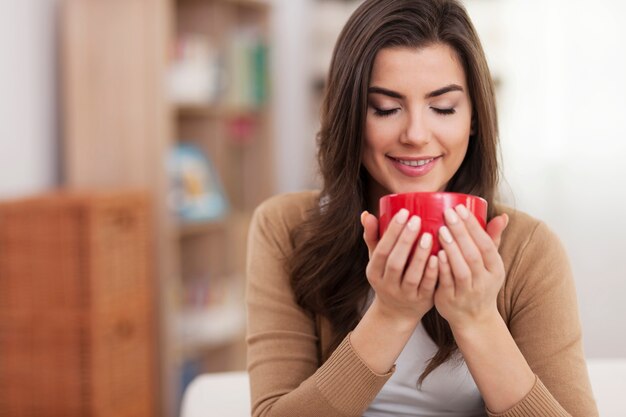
left=0, top=191, right=157, bottom=417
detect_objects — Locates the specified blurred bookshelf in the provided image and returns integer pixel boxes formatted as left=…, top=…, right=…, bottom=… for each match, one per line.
left=61, top=0, right=273, bottom=416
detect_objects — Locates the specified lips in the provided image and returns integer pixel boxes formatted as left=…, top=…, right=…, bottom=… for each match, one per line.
left=392, top=157, right=436, bottom=167
left=387, top=155, right=440, bottom=177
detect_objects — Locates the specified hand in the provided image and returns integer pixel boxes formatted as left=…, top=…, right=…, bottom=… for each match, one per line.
left=433, top=205, right=509, bottom=330
left=361, top=209, right=439, bottom=327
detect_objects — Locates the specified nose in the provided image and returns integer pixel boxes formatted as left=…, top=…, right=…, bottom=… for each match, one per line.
left=400, top=109, right=430, bottom=146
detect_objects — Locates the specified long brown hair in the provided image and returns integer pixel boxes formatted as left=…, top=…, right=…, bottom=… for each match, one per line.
left=289, top=0, right=500, bottom=384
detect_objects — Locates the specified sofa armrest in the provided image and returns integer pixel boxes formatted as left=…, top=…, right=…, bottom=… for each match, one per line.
left=181, top=371, right=250, bottom=417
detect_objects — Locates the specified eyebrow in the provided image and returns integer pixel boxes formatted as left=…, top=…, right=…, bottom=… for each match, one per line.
left=368, top=84, right=464, bottom=99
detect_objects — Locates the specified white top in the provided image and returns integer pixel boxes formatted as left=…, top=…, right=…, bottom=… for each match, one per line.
left=363, top=321, right=486, bottom=417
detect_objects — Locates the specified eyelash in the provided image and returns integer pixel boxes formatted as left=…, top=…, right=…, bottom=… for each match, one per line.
left=432, top=107, right=456, bottom=115
left=373, top=107, right=399, bottom=117
left=372, top=106, right=456, bottom=117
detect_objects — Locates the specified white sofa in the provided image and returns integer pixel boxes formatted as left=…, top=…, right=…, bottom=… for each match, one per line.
left=181, top=358, right=626, bottom=417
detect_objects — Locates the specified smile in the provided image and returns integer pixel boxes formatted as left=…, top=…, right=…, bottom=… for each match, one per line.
left=387, top=155, right=440, bottom=177
left=395, top=157, right=435, bottom=167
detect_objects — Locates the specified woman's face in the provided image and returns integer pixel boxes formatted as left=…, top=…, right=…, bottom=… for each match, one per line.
left=362, top=43, right=473, bottom=203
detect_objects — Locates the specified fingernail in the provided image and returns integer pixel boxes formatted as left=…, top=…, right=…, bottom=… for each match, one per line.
left=395, top=208, right=409, bottom=224
left=407, top=215, right=420, bottom=231
left=444, top=208, right=459, bottom=224
left=439, top=226, right=453, bottom=243
left=428, top=255, right=438, bottom=268
left=455, top=204, right=469, bottom=219
left=419, top=232, right=432, bottom=248
left=438, top=250, right=448, bottom=263
left=360, top=210, right=368, bottom=223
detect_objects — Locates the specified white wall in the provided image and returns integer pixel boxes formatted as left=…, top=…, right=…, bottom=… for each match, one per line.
left=0, top=0, right=59, bottom=198
left=268, top=0, right=317, bottom=193
left=486, top=0, right=626, bottom=357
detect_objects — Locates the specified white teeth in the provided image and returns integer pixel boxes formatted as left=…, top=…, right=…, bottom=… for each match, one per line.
left=396, top=158, right=434, bottom=167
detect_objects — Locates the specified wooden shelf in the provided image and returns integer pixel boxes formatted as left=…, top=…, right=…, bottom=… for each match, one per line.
left=176, top=218, right=228, bottom=238
left=225, top=0, right=268, bottom=7
left=174, top=103, right=220, bottom=118
left=174, top=103, right=266, bottom=119
left=61, top=1, right=273, bottom=416
left=177, top=0, right=268, bottom=7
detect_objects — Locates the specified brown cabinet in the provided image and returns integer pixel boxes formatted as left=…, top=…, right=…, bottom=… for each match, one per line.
left=0, top=192, right=156, bottom=417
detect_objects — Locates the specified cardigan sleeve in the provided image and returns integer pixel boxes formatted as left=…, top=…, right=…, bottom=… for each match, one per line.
left=245, top=194, right=393, bottom=417
left=488, top=220, right=598, bottom=417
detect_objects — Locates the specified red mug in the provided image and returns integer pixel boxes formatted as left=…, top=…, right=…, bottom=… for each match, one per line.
left=379, top=192, right=488, bottom=256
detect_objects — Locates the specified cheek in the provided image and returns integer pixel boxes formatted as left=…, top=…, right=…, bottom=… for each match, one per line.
left=447, top=137, right=470, bottom=175
left=446, top=134, right=470, bottom=165
left=362, top=121, right=391, bottom=178
left=433, top=113, right=471, bottom=138
left=434, top=116, right=471, bottom=153
left=455, top=138, right=470, bottom=165
left=363, top=121, right=384, bottom=159
left=361, top=140, right=382, bottom=179
left=364, top=118, right=398, bottom=152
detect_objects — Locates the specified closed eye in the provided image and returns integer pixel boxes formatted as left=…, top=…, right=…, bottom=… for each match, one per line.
left=432, top=107, right=456, bottom=115
left=372, top=106, right=399, bottom=117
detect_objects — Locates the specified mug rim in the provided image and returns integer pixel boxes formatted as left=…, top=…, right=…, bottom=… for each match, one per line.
left=380, top=191, right=487, bottom=205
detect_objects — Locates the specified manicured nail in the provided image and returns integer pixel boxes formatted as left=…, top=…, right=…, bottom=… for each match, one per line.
left=428, top=255, right=438, bottom=268
left=439, top=225, right=453, bottom=244
left=455, top=204, right=469, bottom=219
left=407, top=215, right=420, bottom=231
left=438, top=250, right=448, bottom=263
left=395, top=208, right=409, bottom=224
left=419, top=232, right=432, bottom=248
left=444, top=208, right=459, bottom=224
left=360, top=210, right=369, bottom=224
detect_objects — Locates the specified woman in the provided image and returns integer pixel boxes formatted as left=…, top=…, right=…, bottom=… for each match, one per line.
left=246, top=0, right=597, bottom=416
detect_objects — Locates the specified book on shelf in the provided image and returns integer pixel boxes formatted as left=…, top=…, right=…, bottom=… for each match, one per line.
left=176, top=274, right=246, bottom=352
left=169, top=33, right=223, bottom=105
left=167, top=143, right=228, bottom=223
left=225, top=27, right=268, bottom=110
left=179, top=275, right=227, bottom=310
left=169, top=28, right=269, bottom=110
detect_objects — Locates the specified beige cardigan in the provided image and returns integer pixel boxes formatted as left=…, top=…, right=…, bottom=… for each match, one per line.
left=246, top=191, right=598, bottom=417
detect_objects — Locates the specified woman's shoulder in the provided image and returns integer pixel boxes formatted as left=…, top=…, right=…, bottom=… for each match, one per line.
left=252, top=190, right=321, bottom=231
left=496, top=204, right=541, bottom=236
left=255, top=190, right=321, bottom=212
left=495, top=203, right=569, bottom=281
left=495, top=203, right=560, bottom=248
left=494, top=206, right=578, bottom=334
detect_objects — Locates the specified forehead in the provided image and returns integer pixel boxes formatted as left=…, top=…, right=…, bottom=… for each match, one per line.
left=369, top=43, right=467, bottom=91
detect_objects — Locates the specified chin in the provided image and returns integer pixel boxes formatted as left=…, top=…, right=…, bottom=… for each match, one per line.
left=396, top=182, right=442, bottom=194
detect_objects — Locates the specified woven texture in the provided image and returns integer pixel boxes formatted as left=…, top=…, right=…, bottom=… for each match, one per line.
left=0, top=191, right=156, bottom=417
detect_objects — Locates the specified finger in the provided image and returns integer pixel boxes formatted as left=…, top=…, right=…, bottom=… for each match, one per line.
left=383, top=215, right=421, bottom=283
left=443, top=207, right=484, bottom=276
left=402, top=231, right=433, bottom=289
left=455, top=205, right=503, bottom=272
left=361, top=210, right=379, bottom=258
left=438, top=225, right=472, bottom=291
left=437, top=250, right=455, bottom=295
left=367, top=209, right=410, bottom=281
left=418, top=255, right=439, bottom=295
left=486, top=213, right=509, bottom=249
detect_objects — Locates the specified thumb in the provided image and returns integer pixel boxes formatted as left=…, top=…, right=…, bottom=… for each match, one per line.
left=360, top=211, right=379, bottom=258
left=486, top=213, right=509, bottom=249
